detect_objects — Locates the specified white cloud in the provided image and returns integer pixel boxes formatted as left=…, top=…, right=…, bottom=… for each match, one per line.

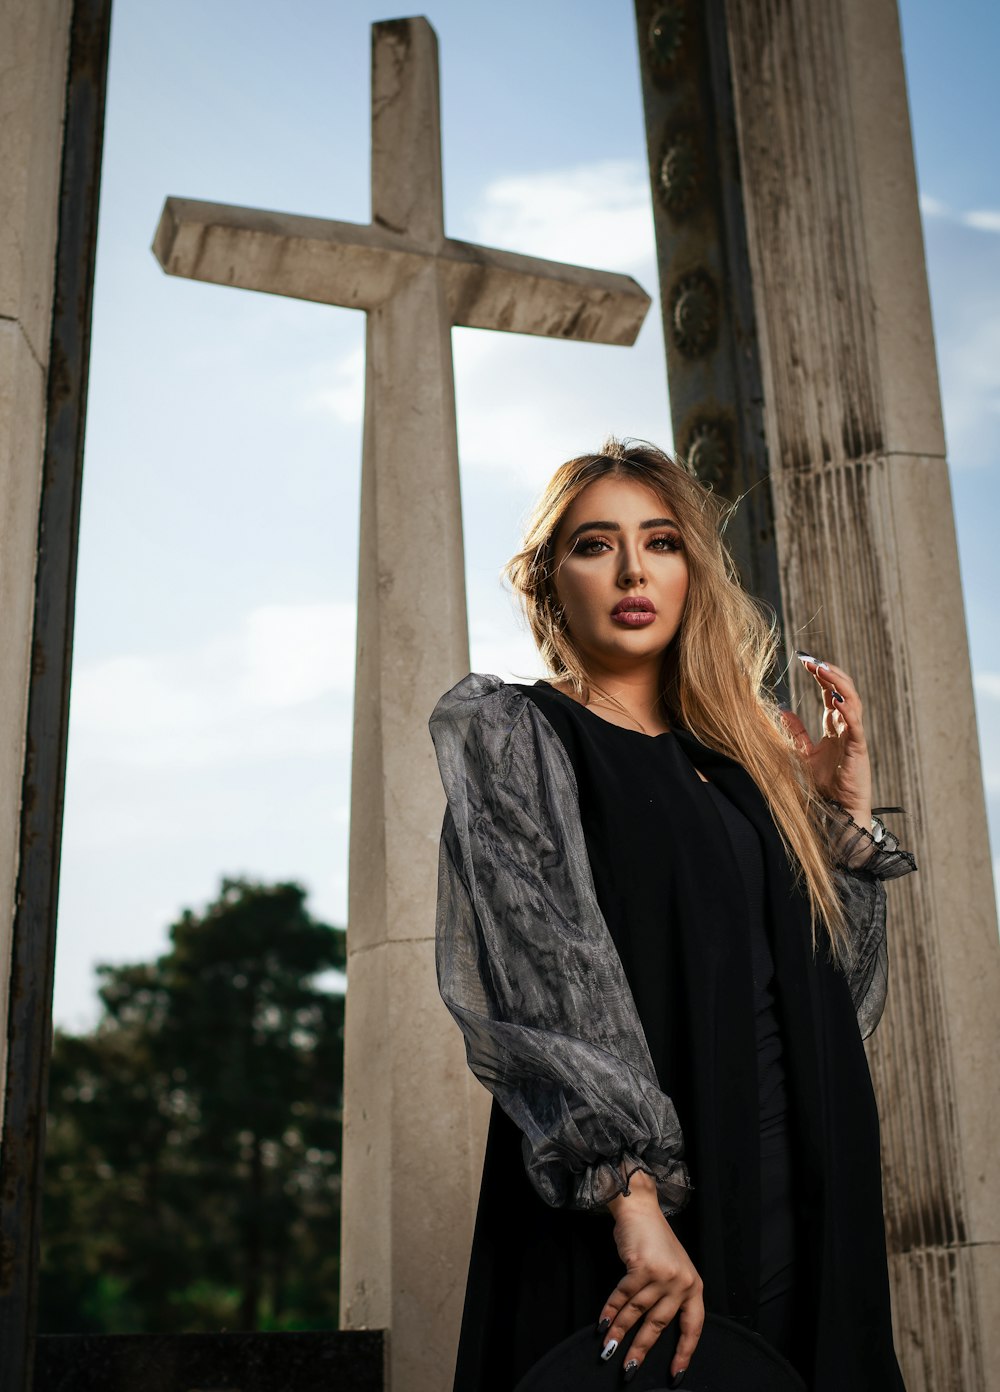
left=919, top=193, right=950, bottom=219
left=69, top=602, right=356, bottom=770
left=975, top=672, right=1000, bottom=701
left=920, top=191, right=1000, bottom=237
left=468, top=159, right=656, bottom=273
left=238, top=604, right=355, bottom=706
left=449, top=159, right=668, bottom=485
left=964, top=210, right=1000, bottom=234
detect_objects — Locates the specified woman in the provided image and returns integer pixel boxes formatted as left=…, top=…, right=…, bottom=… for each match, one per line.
left=429, top=439, right=916, bottom=1391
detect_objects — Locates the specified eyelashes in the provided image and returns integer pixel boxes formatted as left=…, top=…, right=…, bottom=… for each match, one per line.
left=571, top=533, right=684, bottom=556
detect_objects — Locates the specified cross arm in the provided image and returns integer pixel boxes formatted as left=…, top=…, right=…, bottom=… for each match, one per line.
left=151, top=197, right=652, bottom=347
left=151, top=197, right=419, bottom=310
left=441, top=239, right=651, bottom=346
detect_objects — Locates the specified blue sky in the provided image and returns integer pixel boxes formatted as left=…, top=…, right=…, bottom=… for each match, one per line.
left=53, top=0, right=1000, bottom=1029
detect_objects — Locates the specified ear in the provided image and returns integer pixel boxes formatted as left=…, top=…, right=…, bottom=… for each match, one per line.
left=778, top=707, right=813, bottom=756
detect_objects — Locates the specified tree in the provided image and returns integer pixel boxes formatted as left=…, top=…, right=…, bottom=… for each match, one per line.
left=39, top=877, right=347, bottom=1333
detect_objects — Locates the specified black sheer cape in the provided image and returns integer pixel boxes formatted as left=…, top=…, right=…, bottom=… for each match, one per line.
left=429, top=672, right=916, bottom=1216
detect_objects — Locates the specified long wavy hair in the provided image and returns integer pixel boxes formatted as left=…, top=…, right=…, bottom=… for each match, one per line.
left=502, top=436, right=851, bottom=962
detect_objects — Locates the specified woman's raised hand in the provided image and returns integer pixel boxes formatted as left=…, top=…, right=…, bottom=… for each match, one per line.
left=598, top=1172, right=704, bottom=1384
left=779, top=652, right=873, bottom=824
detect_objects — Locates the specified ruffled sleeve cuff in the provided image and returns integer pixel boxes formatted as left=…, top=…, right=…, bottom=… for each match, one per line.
left=522, top=1137, right=692, bottom=1219
left=818, top=797, right=918, bottom=878
left=814, top=796, right=917, bottom=1039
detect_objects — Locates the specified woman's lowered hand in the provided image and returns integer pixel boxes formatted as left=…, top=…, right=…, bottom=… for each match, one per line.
left=597, top=1171, right=704, bottom=1385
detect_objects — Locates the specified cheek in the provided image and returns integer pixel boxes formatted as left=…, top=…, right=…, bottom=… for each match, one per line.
left=671, top=560, right=691, bottom=604
left=556, top=564, right=598, bottom=614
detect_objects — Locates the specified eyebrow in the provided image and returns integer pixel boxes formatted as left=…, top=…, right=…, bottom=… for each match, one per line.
left=564, top=517, right=681, bottom=544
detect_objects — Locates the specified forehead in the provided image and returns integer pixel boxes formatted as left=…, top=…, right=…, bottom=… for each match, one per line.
left=559, top=476, right=672, bottom=529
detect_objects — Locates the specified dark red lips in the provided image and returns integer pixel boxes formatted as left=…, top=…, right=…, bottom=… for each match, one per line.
left=611, top=596, right=656, bottom=616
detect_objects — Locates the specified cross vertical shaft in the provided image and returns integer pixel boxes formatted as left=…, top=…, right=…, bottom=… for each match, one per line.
left=342, top=39, right=472, bottom=1392
left=371, top=20, right=445, bottom=243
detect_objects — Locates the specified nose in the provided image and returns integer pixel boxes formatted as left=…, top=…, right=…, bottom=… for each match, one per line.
left=618, top=540, right=646, bottom=589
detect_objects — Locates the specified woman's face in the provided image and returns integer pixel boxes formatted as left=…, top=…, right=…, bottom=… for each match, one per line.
left=551, top=475, right=689, bottom=672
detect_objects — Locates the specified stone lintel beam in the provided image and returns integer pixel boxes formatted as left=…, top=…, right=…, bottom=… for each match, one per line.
left=152, top=196, right=650, bottom=345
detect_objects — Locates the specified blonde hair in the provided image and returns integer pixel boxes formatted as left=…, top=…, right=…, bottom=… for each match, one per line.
left=502, top=436, right=851, bottom=962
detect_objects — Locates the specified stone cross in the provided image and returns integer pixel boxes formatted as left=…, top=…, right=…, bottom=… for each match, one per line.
left=153, top=17, right=650, bottom=1391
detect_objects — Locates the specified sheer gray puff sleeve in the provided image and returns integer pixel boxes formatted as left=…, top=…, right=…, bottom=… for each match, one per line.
left=428, top=672, right=691, bottom=1217
left=816, top=796, right=918, bottom=1040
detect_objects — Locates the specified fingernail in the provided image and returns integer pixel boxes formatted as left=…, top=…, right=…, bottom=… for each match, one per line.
left=671, top=1373, right=686, bottom=1388
left=624, top=1360, right=639, bottom=1382
left=597, top=1316, right=612, bottom=1334
left=795, top=649, right=833, bottom=672
left=601, top=1338, right=619, bottom=1361
left=832, top=692, right=844, bottom=703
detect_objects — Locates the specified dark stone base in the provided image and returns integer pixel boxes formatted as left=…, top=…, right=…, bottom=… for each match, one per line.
left=34, top=1331, right=386, bottom=1392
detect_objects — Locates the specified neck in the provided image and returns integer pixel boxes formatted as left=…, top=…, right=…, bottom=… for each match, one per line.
left=581, top=659, right=668, bottom=731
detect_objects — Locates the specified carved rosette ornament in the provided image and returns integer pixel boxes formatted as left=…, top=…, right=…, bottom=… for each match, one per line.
left=647, top=2, right=687, bottom=81
left=669, top=269, right=719, bottom=357
left=683, top=420, right=729, bottom=487
left=657, top=129, right=701, bottom=218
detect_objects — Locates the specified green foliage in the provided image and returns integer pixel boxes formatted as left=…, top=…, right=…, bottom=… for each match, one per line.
left=39, top=877, right=347, bottom=1333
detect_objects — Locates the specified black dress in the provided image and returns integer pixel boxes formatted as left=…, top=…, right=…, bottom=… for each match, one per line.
left=430, top=676, right=914, bottom=1392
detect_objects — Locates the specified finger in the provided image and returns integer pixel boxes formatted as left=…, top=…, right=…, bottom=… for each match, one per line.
left=671, top=1288, right=706, bottom=1379
left=797, top=654, right=839, bottom=702
left=599, top=1282, right=661, bottom=1354
left=596, top=1275, right=654, bottom=1338
left=808, top=666, right=842, bottom=721
left=619, top=1292, right=682, bottom=1372
left=809, top=658, right=855, bottom=690
left=814, top=676, right=864, bottom=740
left=805, top=659, right=862, bottom=709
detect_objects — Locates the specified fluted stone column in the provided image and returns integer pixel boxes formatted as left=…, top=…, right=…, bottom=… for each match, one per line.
left=635, top=0, right=997, bottom=1384
left=718, top=1, right=998, bottom=1386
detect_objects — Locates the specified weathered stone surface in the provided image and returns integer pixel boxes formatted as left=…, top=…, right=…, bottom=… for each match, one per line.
left=0, top=0, right=72, bottom=366
left=724, top=0, right=1000, bottom=1386
left=0, top=0, right=71, bottom=1129
left=153, top=18, right=651, bottom=1390
left=152, top=201, right=650, bottom=344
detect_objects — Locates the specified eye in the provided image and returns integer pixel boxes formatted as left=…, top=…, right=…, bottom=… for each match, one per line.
left=570, top=532, right=684, bottom=556
left=649, top=532, right=684, bottom=552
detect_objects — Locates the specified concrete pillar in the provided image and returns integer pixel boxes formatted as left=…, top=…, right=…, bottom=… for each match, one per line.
left=720, top=0, right=1000, bottom=1386
left=0, top=0, right=72, bottom=1131
left=0, top=2, right=110, bottom=1388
